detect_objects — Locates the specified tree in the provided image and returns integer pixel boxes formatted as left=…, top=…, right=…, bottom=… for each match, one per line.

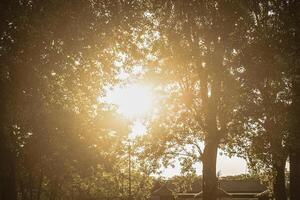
left=225, top=1, right=299, bottom=200
left=138, top=1, right=252, bottom=200
left=286, top=1, right=300, bottom=199
left=0, top=0, right=148, bottom=199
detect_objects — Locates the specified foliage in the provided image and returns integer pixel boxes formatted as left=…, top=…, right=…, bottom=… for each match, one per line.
left=0, top=1, right=299, bottom=200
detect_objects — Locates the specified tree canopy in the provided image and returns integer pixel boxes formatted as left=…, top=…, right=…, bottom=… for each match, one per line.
left=0, top=1, right=299, bottom=200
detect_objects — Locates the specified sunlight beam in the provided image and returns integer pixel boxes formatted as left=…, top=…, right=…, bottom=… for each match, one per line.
left=102, top=83, right=154, bottom=119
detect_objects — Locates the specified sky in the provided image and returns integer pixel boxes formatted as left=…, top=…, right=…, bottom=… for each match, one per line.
left=159, top=153, right=248, bottom=178
left=159, top=152, right=290, bottom=178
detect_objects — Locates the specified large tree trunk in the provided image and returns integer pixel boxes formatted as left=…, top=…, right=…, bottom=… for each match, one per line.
left=268, top=127, right=288, bottom=200
left=263, top=83, right=288, bottom=200
left=201, top=37, right=223, bottom=200
left=202, top=139, right=218, bottom=200
left=273, top=161, right=287, bottom=200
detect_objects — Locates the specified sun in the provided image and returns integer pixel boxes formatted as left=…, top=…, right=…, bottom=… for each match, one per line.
left=103, top=83, right=154, bottom=119
left=101, top=83, right=155, bottom=138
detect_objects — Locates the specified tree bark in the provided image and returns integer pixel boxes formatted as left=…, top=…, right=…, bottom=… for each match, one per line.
left=202, top=140, right=218, bottom=200
left=201, top=57, right=222, bottom=200
left=289, top=69, right=300, bottom=200
left=268, top=128, right=288, bottom=200
left=289, top=54, right=300, bottom=200
left=262, top=80, right=288, bottom=200
left=273, top=161, right=287, bottom=200
left=290, top=149, right=300, bottom=200
left=37, top=169, right=44, bottom=200
left=0, top=135, right=17, bottom=200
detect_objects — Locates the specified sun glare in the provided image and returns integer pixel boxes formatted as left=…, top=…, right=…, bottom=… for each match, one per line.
left=104, top=84, right=154, bottom=119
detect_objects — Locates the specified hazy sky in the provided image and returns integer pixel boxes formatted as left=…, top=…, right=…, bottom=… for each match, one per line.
left=160, top=154, right=248, bottom=178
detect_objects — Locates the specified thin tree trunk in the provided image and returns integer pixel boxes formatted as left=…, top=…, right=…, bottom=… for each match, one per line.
left=290, top=149, right=300, bottom=200
left=29, top=172, right=33, bottom=200
left=36, top=169, right=43, bottom=200
left=289, top=57, right=300, bottom=200
left=290, top=82, right=300, bottom=200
